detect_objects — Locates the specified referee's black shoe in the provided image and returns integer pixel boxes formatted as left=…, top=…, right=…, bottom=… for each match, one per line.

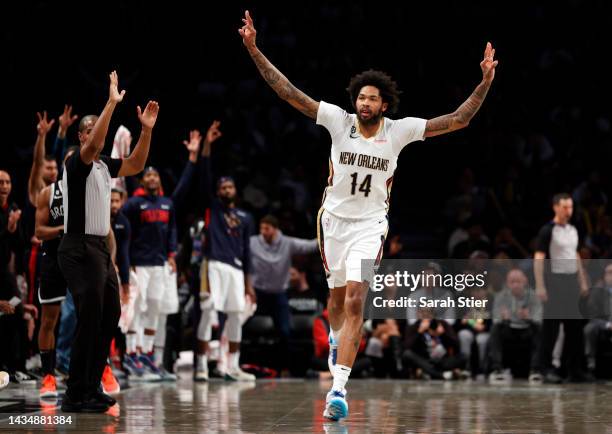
left=61, top=393, right=110, bottom=413
left=93, top=386, right=117, bottom=406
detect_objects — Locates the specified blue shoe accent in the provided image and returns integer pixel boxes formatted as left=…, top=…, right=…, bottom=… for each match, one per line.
left=138, top=354, right=162, bottom=375
left=324, top=391, right=348, bottom=421
left=123, top=354, right=144, bottom=376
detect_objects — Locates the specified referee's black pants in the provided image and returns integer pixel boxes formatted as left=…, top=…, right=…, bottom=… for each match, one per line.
left=58, top=234, right=120, bottom=400
left=539, top=273, right=585, bottom=376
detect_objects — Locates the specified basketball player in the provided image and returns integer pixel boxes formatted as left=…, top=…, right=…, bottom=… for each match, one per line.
left=195, top=124, right=257, bottom=382
left=122, top=167, right=177, bottom=381
left=35, top=147, right=77, bottom=398
left=28, top=112, right=57, bottom=206
left=239, top=10, right=498, bottom=420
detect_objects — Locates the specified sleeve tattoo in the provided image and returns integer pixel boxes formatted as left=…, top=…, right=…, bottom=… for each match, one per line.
left=249, top=48, right=319, bottom=119
left=425, top=81, right=491, bottom=135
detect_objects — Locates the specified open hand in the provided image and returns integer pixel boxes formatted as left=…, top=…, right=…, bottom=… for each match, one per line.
left=137, top=101, right=160, bottom=130
left=183, top=130, right=202, bottom=154
left=36, top=111, right=55, bottom=136
left=481, top=42, right=498, bottom=83
left=109, top=71, right=126, bottom=103
left=238, top=10, right=257, bottom=49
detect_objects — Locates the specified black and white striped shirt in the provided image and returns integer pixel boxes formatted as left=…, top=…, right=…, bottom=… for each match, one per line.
left=62, top=152, right=122, bottom=236
left=535, top=221, right=579, bottom=274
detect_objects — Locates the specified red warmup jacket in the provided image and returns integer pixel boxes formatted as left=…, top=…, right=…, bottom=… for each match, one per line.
left=312, top=310, right=366, bottom=358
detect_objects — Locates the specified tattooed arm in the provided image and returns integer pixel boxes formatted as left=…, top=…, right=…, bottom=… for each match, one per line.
left=239, top=10, right=319, bottom=119
left=424, top=42, right=498, bottom=138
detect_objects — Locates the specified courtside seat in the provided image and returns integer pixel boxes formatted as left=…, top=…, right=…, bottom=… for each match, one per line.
left=289, top=314, right=316, bottom=376
left=243, top=315, right=278, bottom=344
left=241, top=315, right=280, bottom=368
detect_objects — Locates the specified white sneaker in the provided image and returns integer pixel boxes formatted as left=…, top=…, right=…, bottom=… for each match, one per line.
left=489, top=369, right=512, bottom=384
left=224, top=368, right=256, bottom=382
left=323, top=389, right=349, bottom=421
left=159, top=367, right=178, bottom=382
left=528, top=371, right=543, bottom=384
left=194, top=368, right=209, bottom=382
left=131, top=371, right=162, bottom=382
left=13, top=371, right=36, bottom=386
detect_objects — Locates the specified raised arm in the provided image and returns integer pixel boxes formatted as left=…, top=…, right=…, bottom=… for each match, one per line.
left=52, top=104, right=79, bottom=163
left=171, top=125, right=205, bottom=207
left=81, top=71, right=125, bottom=165
left=28, top=112, right=55, bottom=206
left=34, top=186, right=63, bottom=241
left=118, top=100, right=160, bottom=177
left=424, top=42, right=498, bottom=138
left=198, top=121, right=223, bottom=207
left=239, top=10, right=319, bottom=119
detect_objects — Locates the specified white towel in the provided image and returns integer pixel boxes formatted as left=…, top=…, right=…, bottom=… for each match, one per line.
left=111, top=125, right=132, bottom=190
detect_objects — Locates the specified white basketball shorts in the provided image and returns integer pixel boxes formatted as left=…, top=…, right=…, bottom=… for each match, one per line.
left=317, top=208, right=388, bottom=289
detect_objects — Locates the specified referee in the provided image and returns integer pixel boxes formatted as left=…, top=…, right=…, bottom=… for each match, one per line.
left=534, top=193, right=590, bottom=384
left=58, top=71, right=159, bottom=412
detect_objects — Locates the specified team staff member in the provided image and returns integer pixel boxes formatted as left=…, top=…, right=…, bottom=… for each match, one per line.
left=58, top=71, right=159, bottom=413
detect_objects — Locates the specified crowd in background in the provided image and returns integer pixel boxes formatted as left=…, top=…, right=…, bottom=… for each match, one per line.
left=3, top=1, right=612, bottom=389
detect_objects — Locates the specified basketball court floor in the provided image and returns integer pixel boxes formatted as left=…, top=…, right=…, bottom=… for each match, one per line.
left=1, top=378, right=612, bottom=433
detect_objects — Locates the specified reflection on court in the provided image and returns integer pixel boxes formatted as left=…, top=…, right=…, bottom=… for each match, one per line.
left=2, top=379, right=612, bottom=433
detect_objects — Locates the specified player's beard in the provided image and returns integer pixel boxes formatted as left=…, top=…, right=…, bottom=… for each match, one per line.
left=357, top=109, right=383, bottom=127
left=220, top=195, right=235, bottom=206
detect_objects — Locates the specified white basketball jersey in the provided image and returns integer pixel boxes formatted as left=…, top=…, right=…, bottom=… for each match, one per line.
left=316, top=101, right=427, bottom=219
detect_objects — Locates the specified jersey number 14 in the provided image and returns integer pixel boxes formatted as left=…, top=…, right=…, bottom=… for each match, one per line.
left=350, top=173, right=372, bottom=197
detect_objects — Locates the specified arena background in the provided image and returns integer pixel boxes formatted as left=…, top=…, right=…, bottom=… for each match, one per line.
left=4, top=2, right=612, bottom=431
left=4, top=0, right=612, bottom=252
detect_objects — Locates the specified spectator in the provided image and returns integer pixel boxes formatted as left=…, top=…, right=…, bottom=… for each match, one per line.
left=403, top=317, right=466, bottom=380
left=451, top=218, right=492, bottom=259
left=493, top=226, right=529, bottom=259
left=287, top=265, right=323, bottom=315
left=456, top=285, right=491, bottom=377
left=587, top=214, right=612, bottom=259
left=364, top=319, right=403, bottom=378
left=489, top=268, right=542, bottom=383
left=582, top=263, right=612, bottom=377
left=250, top=214, right=318, bottom=373
left=0, top=170, right=38, bottom=383
left=406, top=262, right=456, bottom=325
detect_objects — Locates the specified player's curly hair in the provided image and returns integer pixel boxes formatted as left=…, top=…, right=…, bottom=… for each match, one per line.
left=346, top=69, right=401, bottom=115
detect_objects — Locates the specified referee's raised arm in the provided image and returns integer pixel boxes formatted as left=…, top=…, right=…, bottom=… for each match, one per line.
left=80, top=71, right=125, bottom=165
